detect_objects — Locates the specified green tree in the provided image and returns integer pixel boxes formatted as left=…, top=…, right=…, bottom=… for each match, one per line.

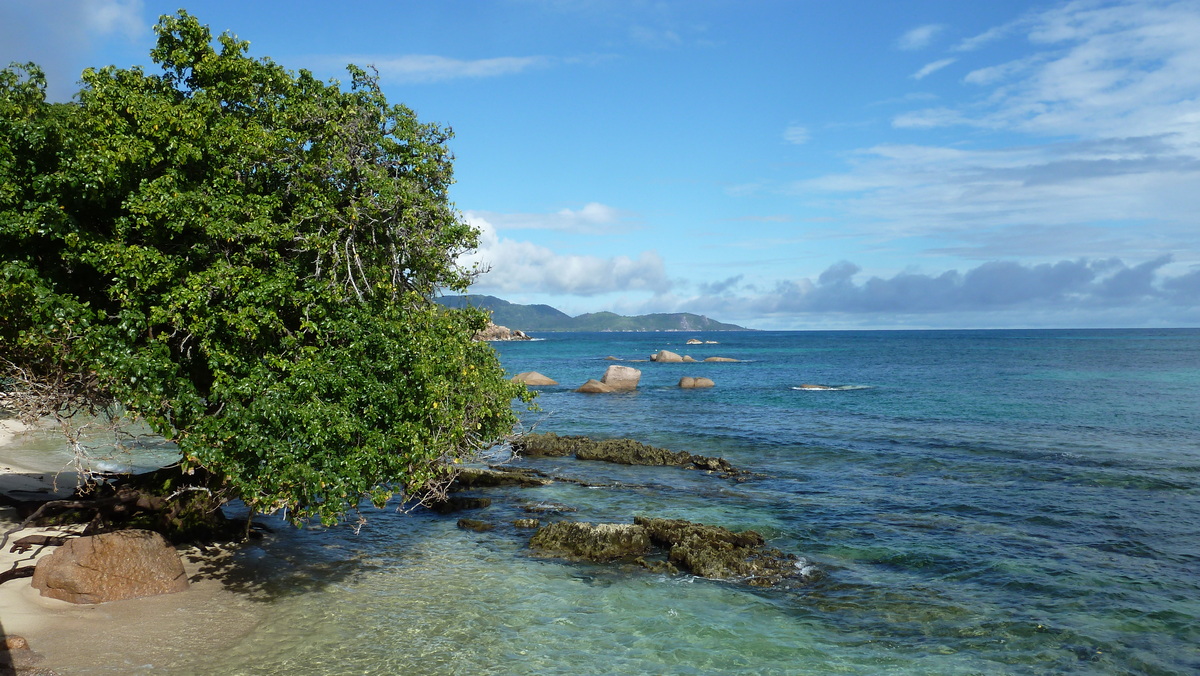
left=0, top=11, right=530, bottom=526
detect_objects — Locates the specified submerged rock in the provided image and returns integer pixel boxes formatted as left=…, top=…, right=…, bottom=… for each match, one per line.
left=703, top=356, right=739, bottom=362
left=523, top=502, right=577, bottom=514
left=529, top=521, right=652, bottom=562
left=678, top=377, right=715, bottom=389
left=429, top=496, right=492, bottom=514
left=457, top=518, right=494, bottom=532
left=513, top=518, right=541, bottom=529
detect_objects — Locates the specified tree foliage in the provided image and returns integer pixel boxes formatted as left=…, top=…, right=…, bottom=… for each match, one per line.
left=0, top=11, right=530, bottom=525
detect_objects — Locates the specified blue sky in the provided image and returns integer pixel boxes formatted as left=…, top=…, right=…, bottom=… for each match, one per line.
left=3, top=0, right=1199, bottom=329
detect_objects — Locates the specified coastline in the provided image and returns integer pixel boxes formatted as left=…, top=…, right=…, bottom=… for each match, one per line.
left=0, top=417, right=264, bottom=674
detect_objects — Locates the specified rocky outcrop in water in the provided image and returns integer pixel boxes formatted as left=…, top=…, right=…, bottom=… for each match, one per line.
left=451, top=467, right=553, bottom=488
left=473, top=322, right=532, bottom=341
left=678, top=377, right=715, bottom=389
left=575, top=379, right=615, bottom=393
left=600, top=365, right=640, bottom=391
left=528, top=517, right=817, bottom=587
left=514, top=433, right=742, bottom=477
left=511, top=371, right=557, bottom=385
left=635, top=516, right=818, bottom=587
left=529, top=521, right=652, bottom=561
left=511, top=432, right=586, bottom=457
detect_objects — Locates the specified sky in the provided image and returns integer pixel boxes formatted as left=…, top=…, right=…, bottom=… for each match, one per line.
left=3, top=0, right=1199, bottom=329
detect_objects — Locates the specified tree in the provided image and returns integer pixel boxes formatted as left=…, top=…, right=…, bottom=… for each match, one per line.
left=0, top=11, right=531, bottom=527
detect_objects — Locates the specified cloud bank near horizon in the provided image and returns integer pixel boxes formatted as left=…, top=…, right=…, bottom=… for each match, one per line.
left=663, top=257, right=1199, bottom=326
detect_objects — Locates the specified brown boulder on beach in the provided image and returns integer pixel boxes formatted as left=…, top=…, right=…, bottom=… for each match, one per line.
left=31, top=529, right=189, bottom=604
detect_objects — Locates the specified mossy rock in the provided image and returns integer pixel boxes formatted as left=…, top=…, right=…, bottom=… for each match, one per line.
left=452, top=467, right=552, bottom=489
left=457, top=518, right=494, bottom=532
left=529, top=521, right=651, bottom=562
left=512, top=432, right=590, bottom=457
left=634, top=516, right=802, bottom=587
left=430, top=496, right=492, bottom=514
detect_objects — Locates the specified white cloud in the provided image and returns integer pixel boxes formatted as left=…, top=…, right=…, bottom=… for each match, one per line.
left=798, top=0, right=1200, bottom=266
left=672, top=257, right=1200, bottom=327
left=911, top=58, right=957, bottom=80
left=466, top=203, right=635, bottom=233
left=327, top=54, right=549, bottom=84
left=459, top=215, right=670, bottom=296
left=897, top=24, right=946, bottom=51
left=783, top=124, right=810, bottom=145
left=909, top=0, right=1200, bottom=140
left=0, top=0, right=147, bottom=100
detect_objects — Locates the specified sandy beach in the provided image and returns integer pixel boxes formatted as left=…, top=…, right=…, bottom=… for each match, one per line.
left=0, top=417, right=265, bottom=675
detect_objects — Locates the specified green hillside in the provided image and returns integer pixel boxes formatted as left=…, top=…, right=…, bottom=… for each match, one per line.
left=436, top=295, right=749, bottom=332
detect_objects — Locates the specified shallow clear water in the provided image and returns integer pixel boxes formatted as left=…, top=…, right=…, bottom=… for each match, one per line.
left=24, top=329, right=1200, bottom=674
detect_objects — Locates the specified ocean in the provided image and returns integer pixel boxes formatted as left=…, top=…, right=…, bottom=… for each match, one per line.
left=14, top=329, right=1200, bottom=674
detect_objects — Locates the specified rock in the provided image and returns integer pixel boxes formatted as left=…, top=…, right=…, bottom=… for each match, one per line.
left=529, top=521, right=652, bottom=562
left=512, top=432, right=587, bottom=457
left=513, top=518, right=540, bottom=529
left=682, top=355, right=697, bottom=363
left=600, top=364, right=641, bottom=391
left=575, top=438, right=693, bottom=466
left=704, top=356, right=738, bottom=362
left=650, top=350, right=684, bottom=363
left=575, top=379, right=615, bottom=393
left=511, top=371, right=558, bottom=386
left=457, top=518, right=494, bottom=532
left=451, top=467, right=552, bottom=488
left=429, top=496, right=492, bottom=514
left=634, top=516, right=809, bottom=587
left=473, top=322, right=532, bottom=341
left=30, top=529, right=189, bottom=604
left=705, top=340, right=719, bottom=344
left=0, top=634, right=47, bottom=674
left=686, top=338, right=703, bottom=345
left=678, top=377, right=715, bottom=389
left=523, top=502, right=577, bottom=514
left=604, top=355, right=621, bottom=360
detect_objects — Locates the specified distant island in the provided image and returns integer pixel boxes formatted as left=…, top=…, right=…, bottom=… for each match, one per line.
left=437, top=295, right=750, bottom=332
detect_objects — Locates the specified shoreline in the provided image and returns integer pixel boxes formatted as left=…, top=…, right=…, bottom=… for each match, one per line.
left=0, top=418, right=265, bottom=674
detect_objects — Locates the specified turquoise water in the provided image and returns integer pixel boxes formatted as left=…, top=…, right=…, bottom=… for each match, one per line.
left=31, top=329, right=1200, bottom=674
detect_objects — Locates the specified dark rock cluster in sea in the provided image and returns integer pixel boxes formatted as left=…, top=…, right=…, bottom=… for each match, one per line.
left=527, top=516, right=818, bottom=587
left=513, top=432, right=745, bottom=478
left=436, top=433, right=814, bottom=589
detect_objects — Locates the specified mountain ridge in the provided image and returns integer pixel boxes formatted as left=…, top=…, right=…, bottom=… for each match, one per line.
left=436, top=295, right=750, bottom=332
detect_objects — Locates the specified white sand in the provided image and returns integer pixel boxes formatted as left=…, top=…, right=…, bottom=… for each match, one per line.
left=1, top=417, right=266, bottom=674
